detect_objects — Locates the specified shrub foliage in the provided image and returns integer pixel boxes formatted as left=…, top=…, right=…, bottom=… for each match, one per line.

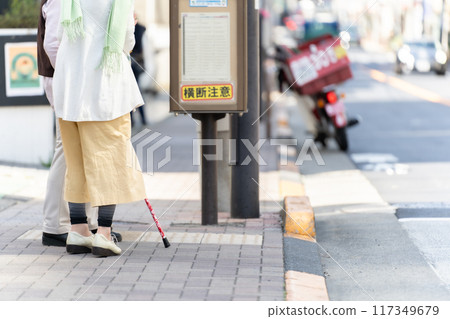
left=0, top=0, right=40, bottom=28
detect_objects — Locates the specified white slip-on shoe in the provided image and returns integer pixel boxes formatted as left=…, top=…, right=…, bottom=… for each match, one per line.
left=92, top=233, right=122, bottom=257
left=66, top=232, right=94, bottom=254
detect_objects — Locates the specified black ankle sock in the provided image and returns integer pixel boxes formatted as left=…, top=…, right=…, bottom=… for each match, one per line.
left=69, top=202, right=87, bottom=225
left=97, top=204, right=116, bottom=227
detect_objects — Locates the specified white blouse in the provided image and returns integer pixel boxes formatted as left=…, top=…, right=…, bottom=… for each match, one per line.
left=53, top=0, right=144, bottom=122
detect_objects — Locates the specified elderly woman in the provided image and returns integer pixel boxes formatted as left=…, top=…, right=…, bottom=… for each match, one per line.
left=53, top=0, right=146, bottom=256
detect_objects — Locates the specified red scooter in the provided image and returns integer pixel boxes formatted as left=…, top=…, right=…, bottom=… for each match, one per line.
left=275, top=34, right=359, bottom=151
left=312, top=87, right=358, bottom=151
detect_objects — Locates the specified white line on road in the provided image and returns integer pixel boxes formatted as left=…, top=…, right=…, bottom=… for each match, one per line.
left=394, top=202, right=450, bottom=209
left=351, top=153, right=399, bottom=164
left=399, top=218, right=450, bottom=222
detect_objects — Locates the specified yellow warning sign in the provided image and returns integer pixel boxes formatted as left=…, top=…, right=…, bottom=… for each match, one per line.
left=181, top=84, right=233, bottom=101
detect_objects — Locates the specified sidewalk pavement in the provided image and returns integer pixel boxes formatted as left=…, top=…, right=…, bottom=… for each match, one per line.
left=0, top=110, right=290, bottom=301
left=0, top=170, right=285, bottom=301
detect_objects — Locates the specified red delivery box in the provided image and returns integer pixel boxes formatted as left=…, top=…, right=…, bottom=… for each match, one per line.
left=284, top=35, right=353, bottom=95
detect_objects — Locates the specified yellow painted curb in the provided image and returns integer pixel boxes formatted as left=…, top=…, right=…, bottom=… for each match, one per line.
left=285, top=271, right=329, bottom=301
left=284, top=196, right=316, bottom=239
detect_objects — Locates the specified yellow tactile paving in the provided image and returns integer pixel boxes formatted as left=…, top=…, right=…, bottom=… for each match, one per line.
left=19, top=230, right=263, bottom=246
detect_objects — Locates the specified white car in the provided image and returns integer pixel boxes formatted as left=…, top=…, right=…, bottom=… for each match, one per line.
left=395, top=40, right=447, bottom=76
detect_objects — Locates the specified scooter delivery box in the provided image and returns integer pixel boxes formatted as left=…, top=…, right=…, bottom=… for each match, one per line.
left=284, top=35, right=352, bottom=95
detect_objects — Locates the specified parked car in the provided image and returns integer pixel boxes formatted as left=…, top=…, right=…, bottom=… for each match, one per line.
left=395, top=40, right=447, bottom=75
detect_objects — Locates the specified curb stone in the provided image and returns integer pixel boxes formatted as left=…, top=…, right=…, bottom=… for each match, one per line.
left=276, top=119, right=329, bottom=301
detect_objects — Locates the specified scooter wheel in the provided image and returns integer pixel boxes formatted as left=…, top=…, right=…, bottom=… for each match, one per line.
left=335, top=127, right=348, bottom=151
left=314, top=132, right=328, bottom=148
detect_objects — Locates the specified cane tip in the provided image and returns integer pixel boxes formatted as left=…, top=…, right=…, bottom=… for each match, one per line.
left=163, top=237, right=171, bottom=248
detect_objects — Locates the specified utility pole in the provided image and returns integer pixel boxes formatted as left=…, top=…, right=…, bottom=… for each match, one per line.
left=230, top=0, right=260, bottom=219
left=441, top=0, right=448, bottom=51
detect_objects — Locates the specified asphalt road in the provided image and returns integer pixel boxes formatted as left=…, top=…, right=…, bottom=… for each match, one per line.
left=346, top=48, right=450, bottom=299
left=289, top=47, right=450, bottom=300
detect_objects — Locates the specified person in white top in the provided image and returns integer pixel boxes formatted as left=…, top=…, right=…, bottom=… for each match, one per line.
left=53, top=1, right=144, bottom=121
left=38, top=0, right=123, bottom=247
left=38, top=0, right=99, bottom=247
left=52, top=0, right=146, bottom=257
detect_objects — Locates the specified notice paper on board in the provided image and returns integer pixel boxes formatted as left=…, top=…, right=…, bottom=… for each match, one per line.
left=4, top=42, right=44, bottom=97
left=181, top=13, right=231, bottom=82
left=189, top=0, right=227, bottom=7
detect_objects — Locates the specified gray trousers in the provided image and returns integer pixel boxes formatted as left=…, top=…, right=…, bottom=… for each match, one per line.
left=42, top=119, right=98, bottom=234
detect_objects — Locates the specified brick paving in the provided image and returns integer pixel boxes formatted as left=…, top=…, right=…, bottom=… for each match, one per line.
left=0, top=171, right=284, bottom=301
left=0, top=115, right=286, bottom=301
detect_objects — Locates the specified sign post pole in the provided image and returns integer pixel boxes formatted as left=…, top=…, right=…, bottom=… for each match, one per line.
left=170, top=0, right=248, bottom=224
left=193, top=113, right=225, bottom=225
left=230, top=0, right=260, bottom=219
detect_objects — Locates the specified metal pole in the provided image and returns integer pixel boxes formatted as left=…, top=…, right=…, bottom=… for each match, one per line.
left=230, top=0, right=260, bottom=219
left=193, top=113, right=225, bottom=225
left=201, top=113, right=218, bottom=225
left=441, top=0, right=447, bottom=51
left=259, top=1, right=272, bottom=139
left=422, top=0, right=427, bottom=36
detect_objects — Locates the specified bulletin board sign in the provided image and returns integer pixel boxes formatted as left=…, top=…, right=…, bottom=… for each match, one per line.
left=4, top=42, right=44, bottom=97
left=0, top=32, right=48, bottom=107
left=170, top=0, right=248, bottom=113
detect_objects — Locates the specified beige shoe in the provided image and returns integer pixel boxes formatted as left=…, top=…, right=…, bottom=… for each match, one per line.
left=66, top=231, right=94, bottom=254
left=92, top=233, right=122, bottom=257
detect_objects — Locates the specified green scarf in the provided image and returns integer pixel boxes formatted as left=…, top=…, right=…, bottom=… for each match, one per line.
left=61, top=0, right=133, bottom=74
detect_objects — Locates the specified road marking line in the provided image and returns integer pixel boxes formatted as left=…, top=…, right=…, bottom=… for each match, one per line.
left=350, top=153, right=409, bottom=175
left=351, top=153, right=398, bottom=164
left=395, top=202, right=450, bottom=209
left=369, top=69, right=450, bottom=107
left=399, top=218, right=450, bottom=222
